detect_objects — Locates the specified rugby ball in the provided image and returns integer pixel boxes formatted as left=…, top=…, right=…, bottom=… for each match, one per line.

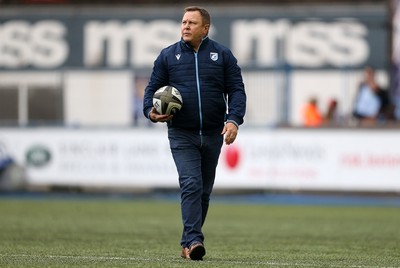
left=153, top=86, right=183, bottom=115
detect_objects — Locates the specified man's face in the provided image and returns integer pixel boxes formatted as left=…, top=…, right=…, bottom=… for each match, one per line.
left=181, top=11, right=209, bottom=48
left=364, top=67, right=375, bottom=82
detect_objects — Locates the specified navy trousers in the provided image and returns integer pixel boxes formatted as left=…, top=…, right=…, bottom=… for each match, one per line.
left=168, top=128, right=223, bottom=248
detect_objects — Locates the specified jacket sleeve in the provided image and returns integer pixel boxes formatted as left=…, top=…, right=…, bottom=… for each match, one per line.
left=223, top=49, right=246, bottom=126
left=142, top=51, right=169, bottom=120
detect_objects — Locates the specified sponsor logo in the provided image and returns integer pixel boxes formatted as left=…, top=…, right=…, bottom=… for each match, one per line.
left=26, top=145, right=51, bottom=167
left=224, top=145, right=240, bottom=169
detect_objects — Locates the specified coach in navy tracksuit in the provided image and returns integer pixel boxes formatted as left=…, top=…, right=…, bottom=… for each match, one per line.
left=143, top=6, right=246, bottom=261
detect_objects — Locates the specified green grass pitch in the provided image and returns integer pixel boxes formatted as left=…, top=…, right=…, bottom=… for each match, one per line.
left=0, top=197, right=399, bottom=267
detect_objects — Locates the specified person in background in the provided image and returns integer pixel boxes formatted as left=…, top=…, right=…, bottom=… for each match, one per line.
left=142, top=6, right=246, bottom=261
left=324, top=98, right=343, bottom=126
left=302, top=97, right=323, bottom=127
left=352, top=66, right=388, bottom=125
left=324, top=99, right=337, bottom=122
left=0, top=142, right=26, bottom=191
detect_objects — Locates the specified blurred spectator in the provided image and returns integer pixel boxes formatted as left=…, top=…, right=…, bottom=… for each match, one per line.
left=133, top=75, right=152, bottom=127
left=0, top=142, right=13, bottom=176
left=324, top=98, right=341, bottom=126
left=352, top=66, right=391, bottom=126
left=0, top=142, right=26, bottom=191
left=302, top=97, right=323, bottom=127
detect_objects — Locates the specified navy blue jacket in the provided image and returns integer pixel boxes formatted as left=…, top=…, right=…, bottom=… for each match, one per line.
left=143, top=37, right=246, bottom=135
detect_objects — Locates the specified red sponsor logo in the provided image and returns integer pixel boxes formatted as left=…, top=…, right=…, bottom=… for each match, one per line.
left=224, top=145, right=240, bottom=169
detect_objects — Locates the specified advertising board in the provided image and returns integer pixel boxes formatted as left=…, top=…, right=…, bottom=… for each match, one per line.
left=1, top=128, right=399, bottom=192
left=0, top=5, right=387, bottom=71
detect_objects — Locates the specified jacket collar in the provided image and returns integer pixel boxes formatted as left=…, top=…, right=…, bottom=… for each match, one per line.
left=180, top=36, right=209, bottom=51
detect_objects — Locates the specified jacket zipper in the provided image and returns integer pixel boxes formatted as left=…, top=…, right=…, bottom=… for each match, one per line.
left=194, top=52, right=203, bottom=137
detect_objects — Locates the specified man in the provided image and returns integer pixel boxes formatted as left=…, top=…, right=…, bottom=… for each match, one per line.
left=353, top=66, right=388, bottom=125
left=302, top=97, right=323, bottom=127
left=143, top=6, right=246, bottom=260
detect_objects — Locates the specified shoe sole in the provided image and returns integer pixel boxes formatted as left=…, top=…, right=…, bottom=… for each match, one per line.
left=189, top=244, right=206, bottom=261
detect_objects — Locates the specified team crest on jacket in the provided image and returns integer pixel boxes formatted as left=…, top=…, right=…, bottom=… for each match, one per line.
left=210, top=52, right=218, bottom=61
left=175, top=54, right=181, bottom=60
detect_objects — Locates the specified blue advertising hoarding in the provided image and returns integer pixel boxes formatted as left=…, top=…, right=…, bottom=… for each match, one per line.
left=0, top=4, right=389, bottom=71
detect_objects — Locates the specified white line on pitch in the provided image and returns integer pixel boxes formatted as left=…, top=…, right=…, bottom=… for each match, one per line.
left=1, top=254, right=399, bottom=268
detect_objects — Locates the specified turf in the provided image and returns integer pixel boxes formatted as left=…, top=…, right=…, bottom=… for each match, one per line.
left=0, top=198, right=399, bottom=267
